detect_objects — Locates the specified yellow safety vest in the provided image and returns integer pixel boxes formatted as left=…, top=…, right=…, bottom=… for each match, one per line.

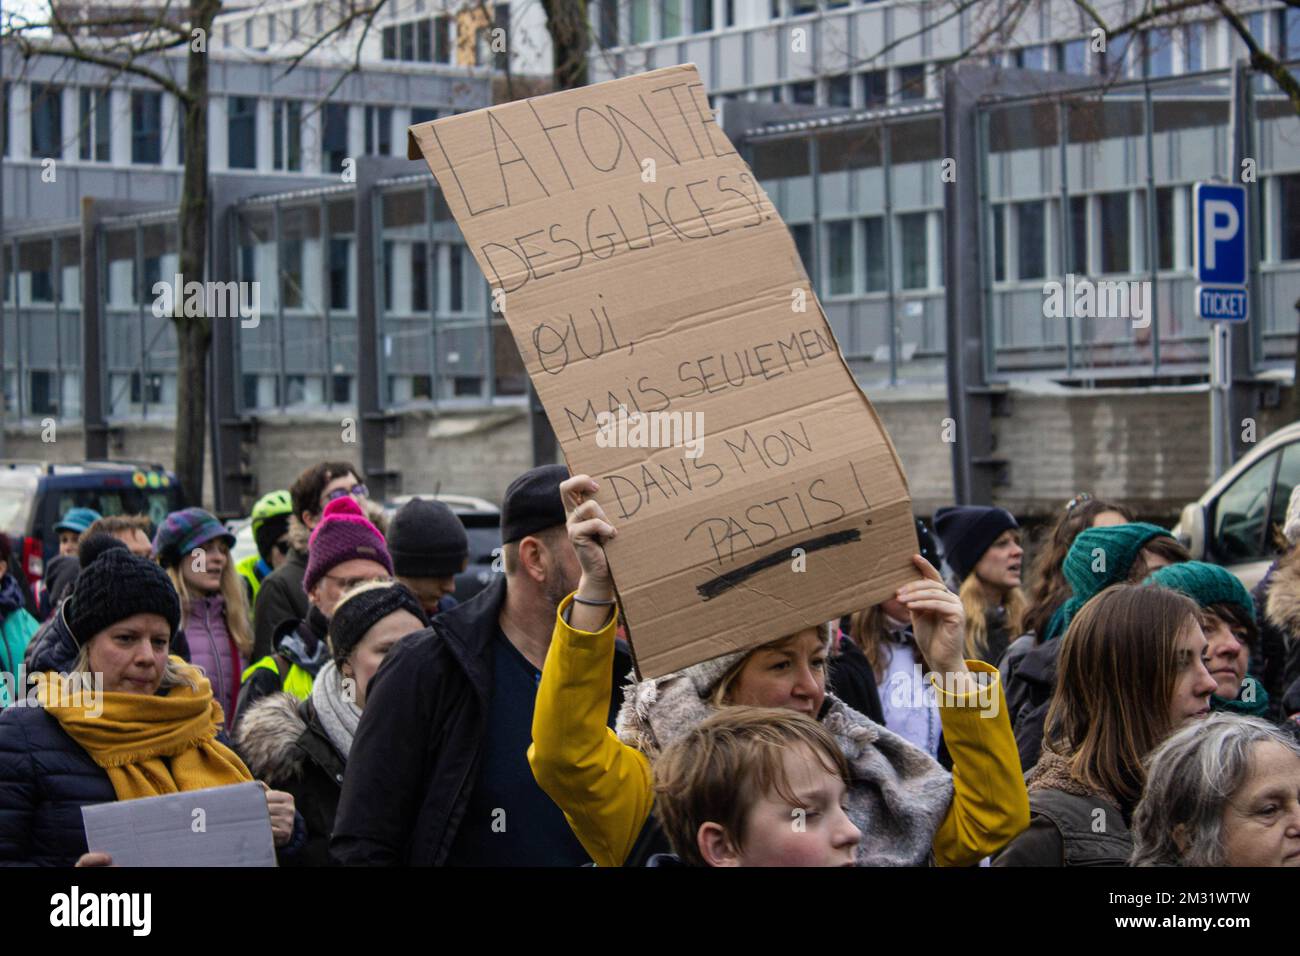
left=241, top=654, right=315, bottom=702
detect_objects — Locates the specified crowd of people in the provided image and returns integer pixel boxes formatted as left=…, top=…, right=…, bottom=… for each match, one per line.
left=0, top=460, right=1297, bottom=868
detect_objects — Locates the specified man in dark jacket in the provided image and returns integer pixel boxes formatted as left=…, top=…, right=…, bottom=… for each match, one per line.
left=331, top=465, right=633, bottom=866
left=253, top=461, right=367, bottom=661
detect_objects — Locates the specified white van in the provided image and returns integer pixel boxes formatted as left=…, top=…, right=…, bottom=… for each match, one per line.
left=1174, top=420, right=1300, bottom=590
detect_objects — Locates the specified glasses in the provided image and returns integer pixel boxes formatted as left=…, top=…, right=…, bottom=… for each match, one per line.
left=323, top=572, right=390, bottom=591
left=323, top=483, right=369, bottom=506
left=1064, top=492, right=1093, bottom=512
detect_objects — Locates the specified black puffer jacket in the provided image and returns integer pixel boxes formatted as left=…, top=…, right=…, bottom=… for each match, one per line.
left=235, top=692, right=343, bottom=867
left=0, top=609, right=303, bottom=865
left=1005, top=637, right=1061, bottom=771
left=330, top=577, right=633, bottom=866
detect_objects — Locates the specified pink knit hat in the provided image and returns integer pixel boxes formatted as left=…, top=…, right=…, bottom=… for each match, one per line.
left=303, top=496, right=394, bottom=594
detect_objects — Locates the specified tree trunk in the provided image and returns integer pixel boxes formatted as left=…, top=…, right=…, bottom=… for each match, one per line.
left=173, top=0, right=219, bottom=505
left=541, top=0, right=589, bottom=91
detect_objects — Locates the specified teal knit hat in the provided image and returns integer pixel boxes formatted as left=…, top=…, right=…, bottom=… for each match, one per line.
left=1142, top=561, right=1254, bottom=621
left=1045, top=522, right=1176, bottom=641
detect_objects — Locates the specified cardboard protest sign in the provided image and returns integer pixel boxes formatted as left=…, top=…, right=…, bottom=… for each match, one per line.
left=408, top=64, right=918, bottom=678
left=81, top=782, right=277, bottom=866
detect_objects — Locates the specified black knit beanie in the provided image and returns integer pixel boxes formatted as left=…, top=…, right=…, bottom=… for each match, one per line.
left=66, top=549, right=181, bottom=646
left=501, top=464, right=569, bottom=543
left=328, top=581, right=428, bottom=665
left=386, top=498, right=469, bottom=578
left=77, top=531, right=130, bottom=568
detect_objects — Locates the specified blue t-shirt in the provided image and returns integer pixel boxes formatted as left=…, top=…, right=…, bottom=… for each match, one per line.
left=444, top=626, right=592, bottom=867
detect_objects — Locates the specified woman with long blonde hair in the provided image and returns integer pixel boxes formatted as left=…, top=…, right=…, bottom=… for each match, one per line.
left=153, top=508, right=253, bottom=731
left=933, top=505, right=1026, bottom=666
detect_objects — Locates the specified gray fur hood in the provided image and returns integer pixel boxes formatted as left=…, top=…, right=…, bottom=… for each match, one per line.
left=1265, top=549, right=1300, bottom=637
left=234, top=692, right=308, bottom=785
left=616, top=659, right=955, bottom=866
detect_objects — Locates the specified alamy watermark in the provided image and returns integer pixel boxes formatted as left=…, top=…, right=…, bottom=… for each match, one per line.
left=151, top=274, right=261, bottom=328
left=594, top=404, right=705, bottom=459
left=3, top=667, right=104, bottom=718
left=882, top=665, right=1000, bottom=718
left=1043, top=274, right=1151, bottom=329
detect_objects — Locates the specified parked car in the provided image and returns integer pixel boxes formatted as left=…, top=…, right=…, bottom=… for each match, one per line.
left=1174, top=421, right=1300, bottom=590
left=0, top=460, right=186, bottom=585
left=383, top=493, right=501, bottom=603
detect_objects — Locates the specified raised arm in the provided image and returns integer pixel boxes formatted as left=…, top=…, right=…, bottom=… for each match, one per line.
left=896, top=555, right=1031, bottom=866
left=527, top=474, right=655, bottom=868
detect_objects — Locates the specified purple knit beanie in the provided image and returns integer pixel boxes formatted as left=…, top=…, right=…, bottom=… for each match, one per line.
left=303, top=496, right=394, bottom=594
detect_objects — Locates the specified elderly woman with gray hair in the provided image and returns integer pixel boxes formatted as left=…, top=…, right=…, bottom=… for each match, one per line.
left=1131, top=713, right=1300, bottom=867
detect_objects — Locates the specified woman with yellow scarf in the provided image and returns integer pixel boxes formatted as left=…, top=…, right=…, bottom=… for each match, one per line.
left=0, top=545, right=305, bottom=866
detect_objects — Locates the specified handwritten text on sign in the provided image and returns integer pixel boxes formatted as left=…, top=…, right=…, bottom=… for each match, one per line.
left=408, top=64, right=917, bottom=677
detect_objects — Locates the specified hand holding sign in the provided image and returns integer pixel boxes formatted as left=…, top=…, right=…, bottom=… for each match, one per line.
left=258, top=781, right=296, bottom=847
left=895, top=554, right=971, bottom=683
left=563, top=474, right=620, bottom=633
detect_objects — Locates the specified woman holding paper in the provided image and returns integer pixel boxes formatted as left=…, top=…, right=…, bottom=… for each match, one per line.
left=0, top=548, right=306, bottom=866
left=526, top=474, right=1030, bottom=867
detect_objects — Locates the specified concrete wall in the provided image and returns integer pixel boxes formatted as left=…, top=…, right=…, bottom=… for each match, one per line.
left=6, top=387, right=1295, bottom=521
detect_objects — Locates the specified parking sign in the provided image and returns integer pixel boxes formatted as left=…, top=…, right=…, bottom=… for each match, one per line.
left=1194, top=182, right=1248, bottom=321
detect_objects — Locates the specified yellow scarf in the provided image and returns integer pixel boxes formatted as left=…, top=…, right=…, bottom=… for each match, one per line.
left=37, top=658, right=253, bottom=801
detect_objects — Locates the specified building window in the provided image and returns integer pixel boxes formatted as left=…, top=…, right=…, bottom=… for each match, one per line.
left=863, top=216, right=886, bottom=292
left=329, top=238, right=351, bottom=310
left=418, top=18, right=433, bottom=61
left=281, top=238, right=304, bottom=309
left=273, top=100, right=302, bottom=171
left=244, top=19, right=253, bottom=47
left=2, top=82, right=9, bottom=157
left=79, top=87, right=110, bottom=161
left=228, top=95, right=257, bottom=169
left=436, top=15, right=452, bottom=62
left=827, top=75, right=852, bottom=107
left=896, top=65, right=926, bottom=101
left=291, top=9, right=299, bottom=37
left=365, top=105, right=392, bottom=156
left=1016, top=201, right=1045, bottom=280
left=599, top=0, right=619, bottom=48
left=322, top=103, right=349, bottom=174
left=862, top=70, right=887, bottom=108
left=1058, top=39, right=1088, bottom=74
left=412, top=242, right=429, bottom=312
left=1156, top=187, right=1176, bottom=270
left=267, top=14, right=276, bottom=45
left=1098, top=192, right=1130, bottom=273
left=725, top=0, right=736, bottom=27
left=1019, top=45, right=1049, bottom=70
left=1278, top=174, right=1300, bottom=261
left=990, top=206, right=1006, bottom=282
left=1185, top=23, right=1204, bottom=71
left=400, top=21, right=415, bottom=60
left=630, top=0, right=651, bottom=44
left=492, top=3, right=510, bottom=70
left=1068, top=195, right=1088, bottom=274
left=315, top=3, right=323, bottom=34
left=382, top=25, right=396, bottom=59
left=449, top=244, right=465, bottom=312
left=789, top=81, right=816, bottom=105
left=692, top=0, right=712, bottom=32
left=826, top=221, right=854, bottom=295
left=131, top=91, right=162, bottom=165
left=1283, top=8, right=1300, bottom=59
left=790, top=223, right=813, bottom=277
left=1103, top=32, right=1132, bottom=77
left=411, top=107, right=440, bottom=125
left=899, top=213, right=929, bottom=289
left=661, top=0, right=682, bottom=38
left=30, top=84, right=63, bottom=159
left=1144, top=28, right=1173, bottom=77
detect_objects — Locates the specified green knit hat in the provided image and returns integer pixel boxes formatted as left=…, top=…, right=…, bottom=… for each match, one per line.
left=1044, top=522, right=1176, bottom=641
left=1143, top=561, right=1254, bottom=621
left=1062, top=522, right=1175, bottom=604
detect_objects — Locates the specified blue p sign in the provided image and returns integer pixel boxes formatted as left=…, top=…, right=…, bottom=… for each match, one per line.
left=1195, top=183, right=1247, bottom=287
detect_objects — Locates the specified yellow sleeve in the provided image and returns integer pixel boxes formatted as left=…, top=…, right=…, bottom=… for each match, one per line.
left=528, top=593, right=656, bottom=868
left=929, top=660, right=1031, bottom=867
